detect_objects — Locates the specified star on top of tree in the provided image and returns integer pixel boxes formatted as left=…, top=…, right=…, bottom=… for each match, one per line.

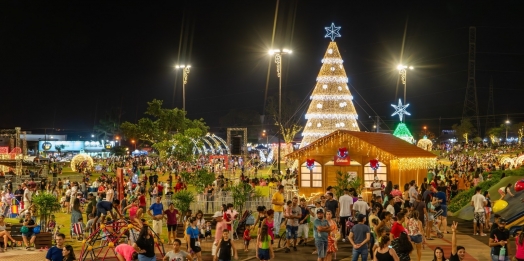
left=325, top=23, right=341, bottom=41
left=391, top=99, right=411, bottom=122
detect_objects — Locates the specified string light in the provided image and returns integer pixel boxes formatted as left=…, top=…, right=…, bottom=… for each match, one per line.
left=290, top=130, right=435, bottom=170
left=310, top=95, right=353, bottom=101
left=393, top=123, right=414, bottom=143
left=316, top=76, right=349, bottom=83
left=301, top=37, right=359, bottom=148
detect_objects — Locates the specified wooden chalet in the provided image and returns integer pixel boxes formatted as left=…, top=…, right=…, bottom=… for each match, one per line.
left=286, top=130, right=437, bottom=199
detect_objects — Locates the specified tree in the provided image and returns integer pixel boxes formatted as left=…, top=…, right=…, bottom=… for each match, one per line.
left=487, top=125, right=504, bottom=144
left=266, top=91, right=303, bottom=144
left=172, top=190, right=196, bottom=222
left=300, top=41, right=360, bottom=148
left=120, top=99, right=208, bottom=160
left=230, top=182, right=255, bottom=213
left=452, top=118, right=476, bottom=142
left=32, top=193, right=61, bottom=231
left=333, top=170, right=351, bottom=198
left=180, top=169, right=216, bottom=194
left=417, top=130, right=436, bottom=140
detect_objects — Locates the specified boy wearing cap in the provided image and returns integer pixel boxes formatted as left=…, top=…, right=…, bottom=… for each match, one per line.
left=313, top=208, right=330, bottom=261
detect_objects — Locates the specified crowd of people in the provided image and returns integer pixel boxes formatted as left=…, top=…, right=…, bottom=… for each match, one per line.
left=1, top=145, right=524, bottom=261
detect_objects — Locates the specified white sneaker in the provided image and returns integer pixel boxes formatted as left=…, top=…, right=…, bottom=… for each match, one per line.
left=342, top=238, right=346, bottom=242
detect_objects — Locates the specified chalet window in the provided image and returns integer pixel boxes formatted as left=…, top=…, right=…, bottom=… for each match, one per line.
left=363, top=161, right=387, bottom=188
left=300, top=161, right=322, bottom=188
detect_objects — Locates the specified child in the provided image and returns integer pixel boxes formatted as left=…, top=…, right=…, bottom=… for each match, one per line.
left=59, top=193, right=67, bottom=213
left=164, top=239, right=192, bottom=261
left=205, top=221, right=212, bottom=241
left=73, top=217, right=86, bottom=240
left=243, top=225, right=251, bottom=252
left=86, top=214, right=96, bottom=235
left=256, top=225, right=273, bottom=261
left=47, top=215, right=56, bottom=233
left=214, top=229, right=238, bottom=261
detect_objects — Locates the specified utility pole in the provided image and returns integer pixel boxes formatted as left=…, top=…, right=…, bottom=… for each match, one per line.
left=462, top=26, right=481, bottom=137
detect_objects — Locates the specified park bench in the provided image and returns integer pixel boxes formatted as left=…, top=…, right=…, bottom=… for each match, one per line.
left=0, top=224, right=53, bottom=249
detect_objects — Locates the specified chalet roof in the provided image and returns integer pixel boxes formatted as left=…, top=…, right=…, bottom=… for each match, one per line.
left=287, top=130, right=436, bottom=170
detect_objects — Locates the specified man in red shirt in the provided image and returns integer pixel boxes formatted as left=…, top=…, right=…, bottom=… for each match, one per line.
left=390, top=212, right=407, bottom=240
left=138, top=191, right=147, bottom=212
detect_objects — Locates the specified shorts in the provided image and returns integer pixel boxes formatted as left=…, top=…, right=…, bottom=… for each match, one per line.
left=258, top=248, right=270, bottom=260
left=286, top=225, right=298, bottom=239
left=205, top=230, right=212, bottom=237
left=167, top=224, right=177, bottom=232
left=409, top=234, right=423, bottom=243
left=22, top=231, right=35, bottom=238
left=244, top=240, right=250, bottom=246
left=189, top=238, right=201, bottom=253
left=427, top=213, right=435, bottom=222
left=485, top=207, right=492, bottom=214
left=440, top=204, right=448, bottom=217
left=315, top=240, right=328, bottom=258
left=96, top=207, right=109, bottom=217
left=474, top=212, right=486, bottom=224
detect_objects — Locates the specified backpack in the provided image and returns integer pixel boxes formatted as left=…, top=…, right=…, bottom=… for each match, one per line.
left=245, top=213, right=255, bottom=225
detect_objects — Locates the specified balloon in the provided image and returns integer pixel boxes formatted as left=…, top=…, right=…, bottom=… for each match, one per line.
left=515, top=179, right=524, bottom=192
left=21, top=226, right=29, bottom=234
left=100, top=224, right=106, bottom=229
left=108, top=242, right=114, bottom=248
left=493, top=200, right=509, bottom=213
left=33, top=225, right=41, bottom=234
left=87, top=246, right=93, bottom=251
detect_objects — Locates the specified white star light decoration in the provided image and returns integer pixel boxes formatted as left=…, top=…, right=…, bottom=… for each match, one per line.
left=391, top=99, right=411, bottom=122
left=325, top=23, right=341, bottom=41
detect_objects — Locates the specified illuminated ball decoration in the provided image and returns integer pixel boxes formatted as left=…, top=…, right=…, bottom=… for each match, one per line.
left=416, top=137, right=433, bottom=151
left=70, top=154, right=94, bottom=172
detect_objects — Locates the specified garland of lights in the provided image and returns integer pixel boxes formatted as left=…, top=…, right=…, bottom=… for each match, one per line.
left=316, top=76, right=349, bottom=83
left=310, top=94, right=353, bottom=101
left=393, top=123, right=414, bottom=143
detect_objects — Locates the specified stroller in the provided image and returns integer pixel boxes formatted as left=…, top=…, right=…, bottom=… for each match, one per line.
left=430, top=209, right=444, bottom=238
left=234, top=210, right=254, bottom=240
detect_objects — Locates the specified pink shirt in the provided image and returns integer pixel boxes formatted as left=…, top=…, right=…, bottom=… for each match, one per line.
left=214, top=220, right=227, bottom=244
left=516, top=238, right=524, bottom=259
left=115, top=244, right=136, bottom=261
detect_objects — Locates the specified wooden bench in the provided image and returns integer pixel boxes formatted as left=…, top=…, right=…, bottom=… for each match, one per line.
left=0, top=224, right=53, bottom=248
left=0, top=224, right=23, bottom=246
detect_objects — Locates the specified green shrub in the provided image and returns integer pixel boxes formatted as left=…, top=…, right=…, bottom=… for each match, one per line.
left=448, top=168, right=524, bottom=212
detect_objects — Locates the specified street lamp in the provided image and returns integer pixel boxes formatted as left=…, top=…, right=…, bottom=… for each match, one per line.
left=397, top=64, right=414, bottom=103
left=262, top=130, right=269, bottom=164
left=269, top=48, right=292, bottom=175
left=423, top=126, right=427, bottom=136
left=175, top=64, right=191, bottom=111
left=131, top=140, right=136, bottom=150
left=505, top=119, right=510, bottom=142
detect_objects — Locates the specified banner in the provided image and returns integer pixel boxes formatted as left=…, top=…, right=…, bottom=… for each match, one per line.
left=334, top=155, right=350, bottom=166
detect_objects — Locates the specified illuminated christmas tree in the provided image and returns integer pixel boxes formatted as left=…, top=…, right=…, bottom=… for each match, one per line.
left=300, top=24, right=360, bottom=148
left=391, top=99, right=414, bottom=143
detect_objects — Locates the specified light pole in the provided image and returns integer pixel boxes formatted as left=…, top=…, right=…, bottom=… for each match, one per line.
left=175, top=65, right=191, bottom=111
left=505, top=119, right=510, bottom=142
left=423, top=126, right=427, bottom=136
left=397, top=64, right=414, bottom=103
left=131, top=140, right=136, bottom=151
left=269, top=49, right=292, bottom=175
left=262, top=130, right=268, bottom=164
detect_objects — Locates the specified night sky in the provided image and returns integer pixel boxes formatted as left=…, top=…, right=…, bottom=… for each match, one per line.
left=1, top=1, right=523, bottom=138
